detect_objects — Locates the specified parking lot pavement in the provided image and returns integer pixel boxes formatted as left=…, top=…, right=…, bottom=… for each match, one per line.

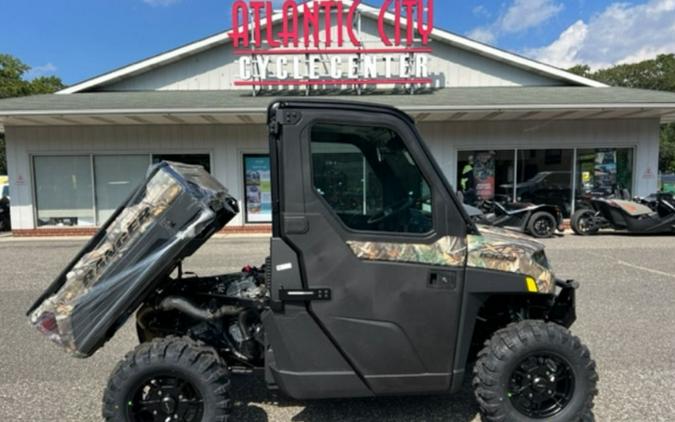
left=1, top=234, right=674, bottom=421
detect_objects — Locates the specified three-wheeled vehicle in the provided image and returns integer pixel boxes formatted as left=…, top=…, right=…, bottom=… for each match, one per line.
left=571, top=193, right=675, bottom=235
left=28, top=100, right=597, bottom=422
left=469, top=200, right=563, bottom=238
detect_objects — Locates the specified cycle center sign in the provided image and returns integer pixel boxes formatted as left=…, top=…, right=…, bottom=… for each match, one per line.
left=231, top=0, right=435, bottom=89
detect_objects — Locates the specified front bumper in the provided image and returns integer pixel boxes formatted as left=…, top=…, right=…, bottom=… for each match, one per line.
left=548, top=279, right=578, bottom=328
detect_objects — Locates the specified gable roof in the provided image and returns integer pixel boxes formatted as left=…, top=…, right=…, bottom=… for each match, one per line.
left=58, top=1, right=606, bottom=94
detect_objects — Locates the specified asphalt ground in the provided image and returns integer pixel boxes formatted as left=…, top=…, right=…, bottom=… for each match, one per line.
left=1, top=234, right=674, bottom=421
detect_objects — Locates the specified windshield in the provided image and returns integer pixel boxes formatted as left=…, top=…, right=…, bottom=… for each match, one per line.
left=1, top=185, right=8, bottom=199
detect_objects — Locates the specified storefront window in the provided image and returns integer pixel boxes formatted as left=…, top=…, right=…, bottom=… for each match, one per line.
left=94, top=155, right=149, bottom=223
left=457, top=150, right=515, bottom=206
left=516, top=149, right=574, bottom=216
left=243, top=155, right=272, bottom=223
left=576, top=148, right=634, bottom=199
left=153, top=154, right=211, bottom=172
left=33, top=153, right=216, bottom=228
left=34, top=156, right=95, bottom=227
left=457, top=148, right=635, bottom=216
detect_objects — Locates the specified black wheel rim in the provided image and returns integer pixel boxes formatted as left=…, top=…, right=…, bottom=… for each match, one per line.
left=533, top=218, right=554, bottom=237
left=577, top=213, right=595, bottom=233
left=126, top=373, right=204, bottom=422
left=508, top=352, right=575, bottom=419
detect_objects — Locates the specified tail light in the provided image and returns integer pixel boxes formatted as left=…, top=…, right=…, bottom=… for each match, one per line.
left=33, top=311, right=64, bottom=347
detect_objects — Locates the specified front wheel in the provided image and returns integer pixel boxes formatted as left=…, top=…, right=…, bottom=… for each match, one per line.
left=473, top=320, right=598, bottom=422
left=527, top=212, right=557, bottom=238
left=571, top=209, right=600, bottom=236
left=102, top=336, right=232, bottom=422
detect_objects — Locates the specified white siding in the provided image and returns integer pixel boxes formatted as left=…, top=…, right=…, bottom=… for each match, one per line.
left=107, top=18, right=562, bottom=91
left=7, top=119, right=660, bottom=230
left=6, top=124, right=267, bottom=229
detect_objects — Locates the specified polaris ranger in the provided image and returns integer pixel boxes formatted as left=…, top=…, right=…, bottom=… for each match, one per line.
left=28, top=100, right=597, bottom=422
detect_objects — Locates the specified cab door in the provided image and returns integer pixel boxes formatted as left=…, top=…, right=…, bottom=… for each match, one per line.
left=271, top=101, right=469, bottom=395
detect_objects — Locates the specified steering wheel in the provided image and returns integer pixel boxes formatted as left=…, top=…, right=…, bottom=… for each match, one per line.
left=367, top=197, right=414, bottom=225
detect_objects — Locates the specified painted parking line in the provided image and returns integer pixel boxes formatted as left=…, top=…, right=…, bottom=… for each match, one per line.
left=587, top=251, right=675, bottom=280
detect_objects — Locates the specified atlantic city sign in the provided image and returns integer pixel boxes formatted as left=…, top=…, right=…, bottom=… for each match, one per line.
left=230, top=0, right=435, bottom=90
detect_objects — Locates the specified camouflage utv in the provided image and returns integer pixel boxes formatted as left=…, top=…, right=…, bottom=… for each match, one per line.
left=29, top=101, right=597, bottom=422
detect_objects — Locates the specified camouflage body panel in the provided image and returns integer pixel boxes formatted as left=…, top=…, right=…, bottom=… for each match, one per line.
left=347, top=225, right=555, bottom=294
left=347, top=236, right=467, bottom=268
left=468, top=225, right=555, bottom=293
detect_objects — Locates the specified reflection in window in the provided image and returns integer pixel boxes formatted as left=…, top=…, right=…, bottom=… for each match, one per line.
left=34, top=156, right=94, bottom=227
left=457, top=148, right=635, bottom=217
left=576, top=148, right=634, bottom=199
left=95, top=155, right=149, bottom=223
left=457, top=150, right=515, bottom=206
left=516, top=149, right=574, bottom=217
left=311, top=123, right=432, bottom=234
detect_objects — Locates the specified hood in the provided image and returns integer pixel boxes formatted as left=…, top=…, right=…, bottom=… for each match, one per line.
left=467, top=225, right=555, bottom=294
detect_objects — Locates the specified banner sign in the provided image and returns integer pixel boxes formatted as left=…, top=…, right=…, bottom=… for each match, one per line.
left=231, top=0, right=434, bottom=89
left=474, top=151, right=496, bottom=201
left=244, top=155, right=273, bottom=223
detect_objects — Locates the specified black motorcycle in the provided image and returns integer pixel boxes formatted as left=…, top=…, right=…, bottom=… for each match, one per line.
left=467, top=200, right=563, bottom=238
left=571, top=193, right=675, bottom=235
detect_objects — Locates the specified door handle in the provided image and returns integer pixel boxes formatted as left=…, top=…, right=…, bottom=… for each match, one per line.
left=279, top=288, right=332, bottom=302
left=428, top=272, right=457, bottom=290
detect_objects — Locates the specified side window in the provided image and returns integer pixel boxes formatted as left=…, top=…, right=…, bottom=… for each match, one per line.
left=311, top=123, right=433, bottom=234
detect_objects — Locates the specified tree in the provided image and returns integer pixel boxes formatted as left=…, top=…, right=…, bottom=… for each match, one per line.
left=569, top=54, right=675, bottom=174
left=0, top=54, right=66, bottom=174
left=661, top=123, right=675, bottom=173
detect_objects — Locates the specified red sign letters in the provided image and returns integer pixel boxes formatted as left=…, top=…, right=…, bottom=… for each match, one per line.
left=230, top=0, right=434, bottom=50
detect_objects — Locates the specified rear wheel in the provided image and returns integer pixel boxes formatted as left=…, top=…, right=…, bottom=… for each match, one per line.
left=527, top=212, right=557, bottom=238
left=473, top=320, right=597, bottom=422
left=102, top=336, right=231, bottom=422
left=571, top=209, right=600, bottom=236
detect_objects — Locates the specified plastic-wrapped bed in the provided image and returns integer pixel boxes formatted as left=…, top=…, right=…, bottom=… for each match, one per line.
left=27, top=162, right=239, bottom=357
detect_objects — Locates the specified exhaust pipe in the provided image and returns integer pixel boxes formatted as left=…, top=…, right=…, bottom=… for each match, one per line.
left=158, top=296, right=242, bottom=320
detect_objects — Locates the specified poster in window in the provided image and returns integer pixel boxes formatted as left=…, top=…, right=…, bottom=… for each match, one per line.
left=594, top=150, right=617, bottom=194
left=474, top=151, right=496, bottom=200
left=244, top=155, right=272, bottom=223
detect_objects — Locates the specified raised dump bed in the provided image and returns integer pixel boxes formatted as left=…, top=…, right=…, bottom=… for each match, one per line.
left=27, top=161, right=239, bottom=357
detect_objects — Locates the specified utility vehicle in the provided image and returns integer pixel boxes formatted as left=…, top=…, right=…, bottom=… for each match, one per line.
left=28, top=100, right=597, bottom=422
left=572, top=193, right=675, bottom=235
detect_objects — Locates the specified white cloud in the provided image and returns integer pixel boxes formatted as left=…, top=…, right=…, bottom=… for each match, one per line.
left=143, top=0, right=180, bottom=6
left=472, top=5, right=491, bottom=19
left=526, top=0, right=675, bottom=69
left=25, top=63, right=58, bottom=79
left=467, top=0, right=564, bottom=44
left=467, top=27, right=496, bottom=44
left=500, top=0, right=564, bottom=33
left=526, top=20, right=588, bottom=69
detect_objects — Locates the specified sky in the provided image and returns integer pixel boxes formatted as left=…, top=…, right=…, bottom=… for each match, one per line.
left=1, top=0, right=675, bottom=85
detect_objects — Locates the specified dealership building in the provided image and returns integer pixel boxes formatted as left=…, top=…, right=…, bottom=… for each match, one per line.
left=2, top=0, right=675, bottom=235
